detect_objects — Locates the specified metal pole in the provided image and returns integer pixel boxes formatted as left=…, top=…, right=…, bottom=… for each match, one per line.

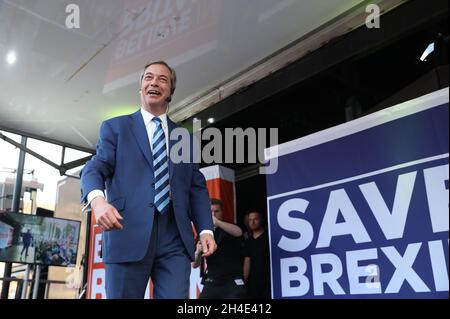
left=44, top=281, right=50, bottom=299
left=1, top=136, right=27, bottom=299
left=21, top=265, right=31, bottom=299
left=81, top=210, right=91, bottom=299
left=32, top=265, right=41, bottom=299
left=14, top=279, right=23, bottom=299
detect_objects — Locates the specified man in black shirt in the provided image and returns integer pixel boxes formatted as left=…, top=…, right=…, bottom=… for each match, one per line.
left=243, top=210, right=271, bottom=299
left=192, top=198, right=247, bottom=299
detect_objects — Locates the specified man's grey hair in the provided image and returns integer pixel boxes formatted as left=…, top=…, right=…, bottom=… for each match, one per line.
left=140, top=61, right=177, bottom=102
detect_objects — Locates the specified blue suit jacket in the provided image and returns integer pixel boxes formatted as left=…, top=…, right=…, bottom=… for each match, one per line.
left=80, top=110, right=212, bottom=263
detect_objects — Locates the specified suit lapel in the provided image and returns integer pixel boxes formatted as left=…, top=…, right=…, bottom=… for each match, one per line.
left=167, top=117, right=177, bottom=183
left=130, top=110, right=154, bottom=170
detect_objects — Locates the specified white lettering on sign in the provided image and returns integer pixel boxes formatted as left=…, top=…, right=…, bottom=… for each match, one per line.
left=276, top=163, right=449, bottom=297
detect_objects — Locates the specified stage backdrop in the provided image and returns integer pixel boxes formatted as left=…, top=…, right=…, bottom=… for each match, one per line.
left=86, top=165, right=235, bottom=299
left=265, top=88, right=449, bottom=299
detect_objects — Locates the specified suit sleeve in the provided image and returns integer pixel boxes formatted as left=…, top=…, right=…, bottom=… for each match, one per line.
left=189, top=162, right=213, bottom=234
left=80, top=121, right=116, bottom=204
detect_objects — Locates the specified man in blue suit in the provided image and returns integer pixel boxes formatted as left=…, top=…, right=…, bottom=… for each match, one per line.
left=81, top=61, right=217, bottom=299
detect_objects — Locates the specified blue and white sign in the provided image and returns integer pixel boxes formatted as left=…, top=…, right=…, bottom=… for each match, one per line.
left=265, top=88, right=449, bottom=299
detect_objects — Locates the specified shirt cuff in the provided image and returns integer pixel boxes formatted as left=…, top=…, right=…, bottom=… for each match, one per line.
left=82, top=190, right=105, bottom=213
left=199, top=230, right=214, bottom=238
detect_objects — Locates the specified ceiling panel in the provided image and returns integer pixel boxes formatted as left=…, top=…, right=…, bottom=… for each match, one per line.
left=0, top=0, right=368, bottom=151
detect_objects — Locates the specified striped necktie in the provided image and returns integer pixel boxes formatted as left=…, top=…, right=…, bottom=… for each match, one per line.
left=152, top=117, right=170, bottom=214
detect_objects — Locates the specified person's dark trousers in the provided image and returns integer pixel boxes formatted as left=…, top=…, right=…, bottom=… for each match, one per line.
left=200, top=278, right=248, bottom=299
left=105, top=204, right=191, bottom=299
left=21, top=245, right=29, bottom=256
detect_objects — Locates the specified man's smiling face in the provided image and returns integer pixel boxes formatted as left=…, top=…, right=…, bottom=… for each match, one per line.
left=140, top=63, right=172, bottom=111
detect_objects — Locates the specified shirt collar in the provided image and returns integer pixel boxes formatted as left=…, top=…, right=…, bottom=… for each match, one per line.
left=140, top=108, right=168, bottom=129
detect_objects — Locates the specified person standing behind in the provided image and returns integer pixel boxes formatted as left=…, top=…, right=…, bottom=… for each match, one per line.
left=193, top=198, right=247, bottom=299
left=243, top=210, right=271, bottom=299
left=20, top=229, right=33, bottom=259
left=242, top=211, right=252, bottom=240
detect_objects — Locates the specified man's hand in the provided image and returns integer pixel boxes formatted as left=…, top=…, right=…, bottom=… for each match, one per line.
left=91, top=197, right=123, bottom=231
left=199, top=233, right=217, bottom=257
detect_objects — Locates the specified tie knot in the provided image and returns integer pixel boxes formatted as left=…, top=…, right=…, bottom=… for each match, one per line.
left=152, top=117, right=162, bottom=124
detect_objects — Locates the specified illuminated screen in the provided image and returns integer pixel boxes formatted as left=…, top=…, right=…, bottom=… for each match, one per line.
left=0, top=211, right=80, bottom=267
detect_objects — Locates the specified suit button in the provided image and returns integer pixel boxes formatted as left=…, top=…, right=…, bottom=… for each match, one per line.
left=151, top=182, right=155, bottom=187
left=149, top=203, right=154, bottom=208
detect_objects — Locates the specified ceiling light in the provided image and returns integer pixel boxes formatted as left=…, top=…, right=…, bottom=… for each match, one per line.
left=420, top=42, right=434, bottom=61
left=6, top=51, right=17, bottom=65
